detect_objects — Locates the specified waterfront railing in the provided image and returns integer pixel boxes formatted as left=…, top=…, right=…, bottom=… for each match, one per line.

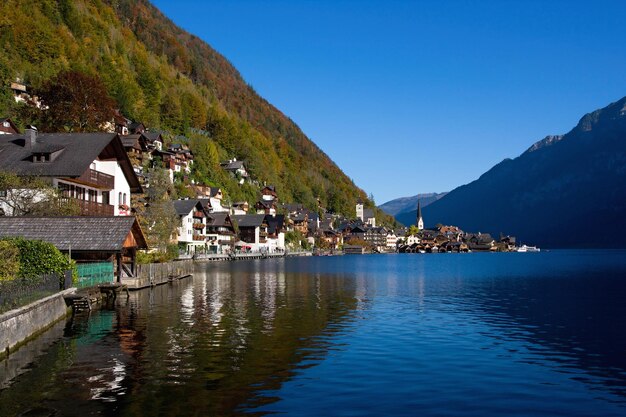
left=0, top=274, right=62, bottom=314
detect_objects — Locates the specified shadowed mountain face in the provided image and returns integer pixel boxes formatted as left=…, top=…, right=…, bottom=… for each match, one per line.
left=400, top=97, right=626, bottom=247
left=379, top=192, right=447, bottom=218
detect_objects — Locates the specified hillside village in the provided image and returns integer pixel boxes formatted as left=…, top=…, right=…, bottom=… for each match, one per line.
left=0, top=78, right=523, bottom=269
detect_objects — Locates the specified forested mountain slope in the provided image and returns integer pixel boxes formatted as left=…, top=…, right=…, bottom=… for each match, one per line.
left=0, top=0, right=384, bottom=219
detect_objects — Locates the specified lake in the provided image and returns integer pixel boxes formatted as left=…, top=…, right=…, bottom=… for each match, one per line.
left=2, top=251, right=626, bottom=416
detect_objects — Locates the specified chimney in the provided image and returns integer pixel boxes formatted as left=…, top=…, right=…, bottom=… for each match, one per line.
left=25, top=125, right=37, bottom=147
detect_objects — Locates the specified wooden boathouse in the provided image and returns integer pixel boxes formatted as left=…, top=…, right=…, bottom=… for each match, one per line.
left=0, top=216, right=148, bottom=282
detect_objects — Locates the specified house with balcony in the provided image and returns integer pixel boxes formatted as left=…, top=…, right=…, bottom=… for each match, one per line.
left=205, top=212, right=236, bottom=254
left=0, top=128, right=141, bottom=216
left=194, top=185, right=228, bottom=213
left=232, top=214, right=268, bottom=252
left=265, top=214, right=286, bottom=252
left=173, top=199, right=207, bottom=254
left=255, top=199, right=277, bottom=215
left=289, top=211, right=309, bottom=235
left=320, top=228, right=343, bottom=249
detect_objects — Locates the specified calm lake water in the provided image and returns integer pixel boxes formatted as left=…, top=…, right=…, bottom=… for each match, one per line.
left=2, top=251, right=626, bottom=416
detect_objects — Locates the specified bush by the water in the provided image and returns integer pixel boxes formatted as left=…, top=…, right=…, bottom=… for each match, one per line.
left=0, top=240, right=20, bottom=281
left=0, top=238, right=74, bottom=281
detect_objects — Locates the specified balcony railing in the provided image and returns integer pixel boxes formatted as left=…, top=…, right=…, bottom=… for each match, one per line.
left=71, top=169, right=115, bottom=190
left=58, top=197, right=114, bottom=216
left=192, top=235, right=205, bottom=241
left=193, top=222, right=205, bottom=230
left=193, top=211, right=205, bottom=218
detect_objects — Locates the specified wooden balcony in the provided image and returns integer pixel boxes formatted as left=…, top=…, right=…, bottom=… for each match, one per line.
left=69, top=169, right=115, bottom=190
left=58, top=197, right=114, bottom=216
left=192, top=234, right=205, bottom=241
left=192, top=222, right=205, bottom=230
left=193, top=211, right=205, bottom=218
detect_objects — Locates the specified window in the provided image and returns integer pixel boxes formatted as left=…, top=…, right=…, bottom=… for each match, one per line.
left=2, top=121, right=9, bottom=127
left=118, top=192, right=122, bottom=204
left=123, top=193, right=127, bottom=205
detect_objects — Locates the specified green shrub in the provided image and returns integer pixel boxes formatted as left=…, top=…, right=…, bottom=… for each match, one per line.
left=136, top=244, right=180, bottom=264
left=2, top=238, right=73, bottom=281
left=0, top=240, right=20, bottom=281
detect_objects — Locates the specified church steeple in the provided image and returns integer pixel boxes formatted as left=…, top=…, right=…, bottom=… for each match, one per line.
left=416, top=200, right=424, bottom=230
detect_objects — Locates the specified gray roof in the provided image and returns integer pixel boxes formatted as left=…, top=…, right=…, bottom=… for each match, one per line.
left=0, top=132, right=141, bottom=192
left=206, top=213, right=232, bottom=228
left=363, top=208, right=375, bottom=220
left=282, top=203, right=304, bottom=212
left=121, top=134, right=144, bottom=150
left=221, top=160, right=245, bottom=170
left=291, top=212, right=307, bottom=222
left=0, top=216, right=147, bottom=251
left=266, top=215, right=285, bottom=234
left=142, top=131, right=162, bottom=142
left=173, top=199, right=202, bottom=216
left=128, top=122, right=145, bottom=133
left=232, top=214, right=266, bottom=228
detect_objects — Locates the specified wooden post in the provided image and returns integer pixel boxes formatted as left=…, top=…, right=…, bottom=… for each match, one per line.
left=116, top=252, right=122, bottom=283
left=131, top=247, right=137, bottom=277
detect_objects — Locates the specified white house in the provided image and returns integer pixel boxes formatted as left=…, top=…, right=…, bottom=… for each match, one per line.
left=205, top=213, right=236, bottom=254
left=0, top=128, right=141, bottom=216
left=386, top=231, right=398, bottom=250
left=220, top=158, right=249, bottom=184
left=406, top=234, right=421, bottom=245
left=173, top=199, right=207, bottom=254
left=232, top=214, right=285, bottom=253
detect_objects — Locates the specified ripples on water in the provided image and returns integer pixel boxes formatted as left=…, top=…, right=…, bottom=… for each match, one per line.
left=1, top=250, right=626, bottom=416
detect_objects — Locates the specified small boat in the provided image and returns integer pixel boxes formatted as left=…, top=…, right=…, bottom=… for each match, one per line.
left=517, top=245, right=540, bottom=253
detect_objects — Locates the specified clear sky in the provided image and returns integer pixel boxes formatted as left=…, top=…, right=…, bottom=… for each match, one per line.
left=152, top=0, right=626, bottom=204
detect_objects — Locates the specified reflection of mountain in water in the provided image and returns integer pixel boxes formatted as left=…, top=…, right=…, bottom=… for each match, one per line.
left=452, top=262, right=626, bottom=399
left=0, top=259, right=360, bottom=416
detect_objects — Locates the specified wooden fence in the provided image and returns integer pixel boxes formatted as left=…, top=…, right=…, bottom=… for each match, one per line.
left=123, top=260, right=194, bottom=290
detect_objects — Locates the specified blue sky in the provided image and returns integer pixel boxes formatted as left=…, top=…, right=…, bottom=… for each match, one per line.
left=152, top=0, right=626, bottom=204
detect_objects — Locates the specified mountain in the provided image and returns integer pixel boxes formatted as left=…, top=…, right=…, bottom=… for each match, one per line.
left=0, top=0, right=390, bottom=221
left=379, top=192, right=447, bottom=218
left=410, top=97, right=626, bottom=248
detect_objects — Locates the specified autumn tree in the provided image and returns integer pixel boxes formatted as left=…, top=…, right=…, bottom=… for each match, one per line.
left=408, top=225, right=420, bottom=236
left=36, top=70, right=117, bottom=132
left=137, top=168, right=179, bottom=251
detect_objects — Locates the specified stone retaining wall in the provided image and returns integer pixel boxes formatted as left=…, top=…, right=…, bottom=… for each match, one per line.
left=0, top=289, right=75, bottom=359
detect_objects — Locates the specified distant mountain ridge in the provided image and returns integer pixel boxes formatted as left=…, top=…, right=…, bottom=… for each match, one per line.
left=404, top=96, right=626, bottom=248
left=379, top=192, right=447, bottom=218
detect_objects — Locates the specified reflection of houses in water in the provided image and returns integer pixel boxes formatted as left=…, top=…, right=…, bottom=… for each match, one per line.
left=1, top=263, right=362, bottom=416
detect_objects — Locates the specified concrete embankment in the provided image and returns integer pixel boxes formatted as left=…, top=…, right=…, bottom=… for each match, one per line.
left=0, top=288, right=75, bottom=360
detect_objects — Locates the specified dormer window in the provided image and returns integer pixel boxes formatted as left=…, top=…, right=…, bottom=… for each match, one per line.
left=2, top=121, right=9, bottom=127
left=33, top=153, right=51, bottom=163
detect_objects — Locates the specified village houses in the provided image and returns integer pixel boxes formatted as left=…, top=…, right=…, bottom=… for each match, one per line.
left=0, top=127, right=141, bottom=216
